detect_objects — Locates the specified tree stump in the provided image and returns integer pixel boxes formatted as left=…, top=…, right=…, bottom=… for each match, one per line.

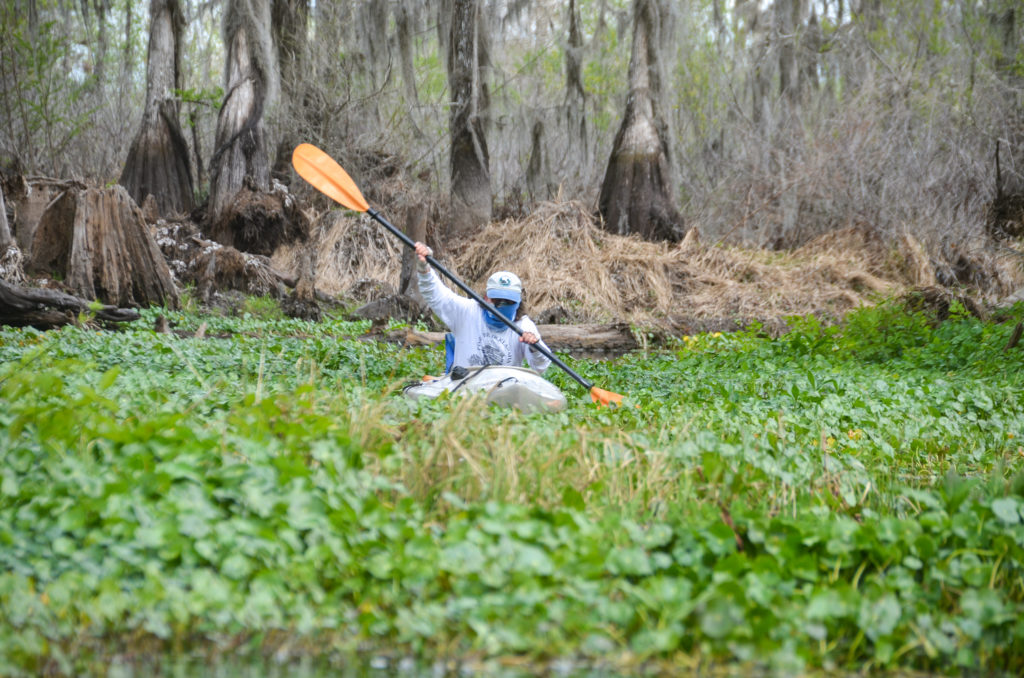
left=188, top=239, right=295, bottom=303
left=2, top=175, right=84, bottom=260
left=0, top=180, right=24, bottom=283
left=27, top=185, right=179, bottom=309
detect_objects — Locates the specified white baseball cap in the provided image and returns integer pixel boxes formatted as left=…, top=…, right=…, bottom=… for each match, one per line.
left=486, top=271, right=522, bottom=302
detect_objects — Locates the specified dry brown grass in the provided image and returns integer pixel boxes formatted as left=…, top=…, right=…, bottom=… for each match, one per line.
left=291, top=198, right=1019, bottom=329
left=273, top=210, right=404, bottom=298
left=456, top=200, right=916, bottom=326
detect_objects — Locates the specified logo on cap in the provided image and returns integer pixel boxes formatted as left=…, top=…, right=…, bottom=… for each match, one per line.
left=499, top=275, right=511, bottom=287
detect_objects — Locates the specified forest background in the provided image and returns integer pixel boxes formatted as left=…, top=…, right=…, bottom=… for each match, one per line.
left=1, top=0, right=1024, bottom=326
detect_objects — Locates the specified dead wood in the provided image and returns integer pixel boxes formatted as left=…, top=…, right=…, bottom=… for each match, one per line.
left=152, top=219, right=210, bottom=283
left=207, top=182, right=309, bottom=256
left=0, top=245, right=22, bottom=285
left=0, top=181, right=24, bottom=284
left=188, top=242, right=284, bottom=302
left=0, top=278, right=140, bottom=329
left=185, top=230, right=337, bottom=308
left=27, top=184, right=179, bottom=309
left=280, top=238, right=321, bottom=321
left=351, top=293, right=428, bottom=324
left=3, top=176, right=85, bottom=259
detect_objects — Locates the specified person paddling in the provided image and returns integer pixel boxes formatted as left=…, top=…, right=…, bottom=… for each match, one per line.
left=414, top=241, right=551, bottom=374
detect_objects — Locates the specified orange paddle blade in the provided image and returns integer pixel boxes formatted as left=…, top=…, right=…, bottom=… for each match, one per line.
left=291, top=143, right=369, bottom=212
left=590, top=386, right=623, bottom=407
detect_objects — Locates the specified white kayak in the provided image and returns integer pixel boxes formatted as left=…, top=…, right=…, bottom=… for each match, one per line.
left=403, top=365, right=568, bottom=413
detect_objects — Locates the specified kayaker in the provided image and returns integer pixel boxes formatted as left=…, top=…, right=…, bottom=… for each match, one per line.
left=414, top=241, right=551, bottom=374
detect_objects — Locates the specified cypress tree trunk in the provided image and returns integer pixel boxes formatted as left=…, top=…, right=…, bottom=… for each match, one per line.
left=987, top=7, right=1024, bottom=238
left=118, top=0, right=194, bottom=217
left=776, top=0, right=800, bottom=105
left=994, top=7, right=1023, bottom=196
left=272, top=0, right=307, bottom=68
left=88, top=0, right=110, bottom=91
left=398, top=203, right=427, bottom=299
left=361, top=0, right=388, bottom=90
left=396, top=2, right=419, bottom=106
left=526, top=120, right=551, bottom=202
left=802, top=10, right=822, bottom=95
left=121, top=0, right=133, bottom=83
left=565, top=0, right=588, bottom=169
left=270, top=0, right=309, bottom=179
left=446, top=0, right=492, bottom=240
left=208, top=0, right=277, bottom=223
left=598, top=0, right=682, bottom=242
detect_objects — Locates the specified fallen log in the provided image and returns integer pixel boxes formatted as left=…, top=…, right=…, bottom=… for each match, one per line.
left=0, top=279, right=140, bottom=329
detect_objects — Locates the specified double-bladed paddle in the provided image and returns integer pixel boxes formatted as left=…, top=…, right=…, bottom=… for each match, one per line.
left=291, top=142, right=624, bottom=406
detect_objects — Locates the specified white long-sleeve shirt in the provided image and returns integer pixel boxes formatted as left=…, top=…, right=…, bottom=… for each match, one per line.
left=418, top=267, right=551, bottom=373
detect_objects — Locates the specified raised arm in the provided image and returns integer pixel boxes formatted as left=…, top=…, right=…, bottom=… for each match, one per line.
left=415, top=242, right=475, bottom=327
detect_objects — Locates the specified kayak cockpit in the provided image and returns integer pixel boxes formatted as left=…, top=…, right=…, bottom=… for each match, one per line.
left=403, top=365, right=567, bottom=413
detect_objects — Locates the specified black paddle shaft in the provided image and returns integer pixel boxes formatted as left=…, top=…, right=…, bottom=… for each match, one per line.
left=367, top=207, right=594, bottom=391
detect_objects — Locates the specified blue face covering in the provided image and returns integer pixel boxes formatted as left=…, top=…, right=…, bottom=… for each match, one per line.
left=483, top=301, right=519, bottom=330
